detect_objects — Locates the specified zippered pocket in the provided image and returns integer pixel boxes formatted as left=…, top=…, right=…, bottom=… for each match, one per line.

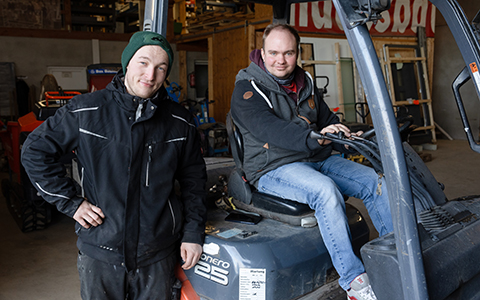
left=168, top=200, right=176, bottom=235
left=145, top=143, right=154, bottom=187
left=145, top=137, right=186, bottom=187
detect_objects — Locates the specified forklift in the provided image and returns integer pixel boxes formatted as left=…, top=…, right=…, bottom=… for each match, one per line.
left=153, top=0, right=480, bottom=299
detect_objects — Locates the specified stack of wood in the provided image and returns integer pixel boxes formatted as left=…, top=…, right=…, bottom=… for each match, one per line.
left=186, top=7, right=254, bottom=32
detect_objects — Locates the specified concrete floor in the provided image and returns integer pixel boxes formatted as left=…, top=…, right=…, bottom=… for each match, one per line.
left=0, top=139, right=479, bottom=300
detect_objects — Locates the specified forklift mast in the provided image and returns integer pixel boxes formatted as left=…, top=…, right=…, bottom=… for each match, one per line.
left=331, top=2, right=480, bottom=299
left=143, top=1, right=480, bottom=300
left=143, top=0, right=169, bottom=36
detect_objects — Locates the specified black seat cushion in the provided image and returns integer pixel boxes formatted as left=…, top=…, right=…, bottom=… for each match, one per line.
left=226, top=112, right=313, bottom=216
left=252, top=191, right=313, bottom=216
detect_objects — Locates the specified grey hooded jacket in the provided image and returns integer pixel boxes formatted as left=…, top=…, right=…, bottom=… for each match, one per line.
left=230, top=50, right=343, bottom=186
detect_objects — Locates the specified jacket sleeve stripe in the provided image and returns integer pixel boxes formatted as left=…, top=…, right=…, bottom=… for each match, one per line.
left=251, top=81, right=273, bottom=109
left=71, top=107, right=99, bottom=113
left=166, top=137, right=187, bottom=143
left=79, top=128, right=108, bottom=139
left=35, top=182, right=70, bottom=199
left=172, top=114, right=195, bottom=127
left=79, top=165, right=85, bottom=198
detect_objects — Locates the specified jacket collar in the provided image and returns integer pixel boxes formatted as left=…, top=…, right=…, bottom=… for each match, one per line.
left=107, top=70, right=168, bottom=114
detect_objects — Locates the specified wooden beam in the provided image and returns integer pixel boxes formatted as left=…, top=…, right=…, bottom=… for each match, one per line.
left=0, top=27, right=132, bottom=41
left=256, top=31, right=263, bottom=49
left=253, top=4, right=273, bottom=20
left=138, top=0, right=145, bottom=31
left=173, top=18, right=270, bottom=44
left=383, top=46, right=397, bottom=104
left=208, top=37, right=215, bottom=118
left=394, top=99, right=432, bottom=105
left=301, top=59, right=335, bottom=66
left=176, top=41, right=208, bottom=52
left=335, top=42, right=345, bottom=115
left=179, top=0, right=187, bottom=34
left=426, top=37, right=435, bottom=95
left=248, top=24, right=256, bottom=54
left=63, top=0, right=72, bottom=31
left=178, top=50, right=188, bottom=103
left=389, top=57, right=425, bottom=62
left=298, top=44, right=315, bottom=78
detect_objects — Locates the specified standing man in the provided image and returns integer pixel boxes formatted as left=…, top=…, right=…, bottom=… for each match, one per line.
left=21, top=31, right=207, bottom=299
left=230, top=24, right=393, bottom=300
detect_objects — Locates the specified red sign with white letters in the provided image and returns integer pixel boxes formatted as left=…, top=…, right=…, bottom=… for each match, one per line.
left=290, top=0, right=436, bottom=37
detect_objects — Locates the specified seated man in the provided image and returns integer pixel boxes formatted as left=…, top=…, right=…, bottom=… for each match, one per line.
left=230, top=23, right=393, bottom=300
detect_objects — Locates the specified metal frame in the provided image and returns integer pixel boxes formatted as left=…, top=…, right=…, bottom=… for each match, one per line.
left=331, top=1, right=480, bottom=299
left=143, top=0, right=169, bottom=35
left=143, top=1, right=480, bottom=299
left=330, top=1, right=427, bottom=299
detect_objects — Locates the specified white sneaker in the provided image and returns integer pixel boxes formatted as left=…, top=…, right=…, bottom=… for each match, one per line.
left=346, top=273, right=378, bottom=300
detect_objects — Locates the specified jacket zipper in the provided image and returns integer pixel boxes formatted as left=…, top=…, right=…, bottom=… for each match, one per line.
left=168, top=200, right=176, bottom=235
left=80, top=166, right=85, bottom=197
left=135, top=100, right=144, bottom=121
left=145, top=142, right=176, bottom=234
left=146, top=144, right=153, bottom=187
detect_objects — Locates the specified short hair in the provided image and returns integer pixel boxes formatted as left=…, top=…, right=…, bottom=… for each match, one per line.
left=262, top=24, right=301, bottom=50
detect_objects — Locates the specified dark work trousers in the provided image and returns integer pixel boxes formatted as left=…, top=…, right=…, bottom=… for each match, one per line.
left=77, top=250, right=177, bottom=300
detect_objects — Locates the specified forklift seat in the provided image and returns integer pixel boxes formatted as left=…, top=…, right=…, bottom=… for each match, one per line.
left=226, top=112, right=317, bottom=227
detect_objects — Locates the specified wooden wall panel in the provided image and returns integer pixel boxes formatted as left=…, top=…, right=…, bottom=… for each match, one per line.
left=210, top=26, right=250, bottom=123
left=253, top=4, right=273, bottom=20
left=256, top=31, right=263, bottom=49
left=1, top=0, right=62, bottom=29
left=178, top=50, right=187, bottom=103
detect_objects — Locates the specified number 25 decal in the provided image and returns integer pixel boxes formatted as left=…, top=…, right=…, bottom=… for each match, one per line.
left=194, top=261, right=229, bottom=286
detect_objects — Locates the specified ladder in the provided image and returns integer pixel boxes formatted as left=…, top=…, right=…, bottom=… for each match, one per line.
left=381, top=44, right=436, bottom=143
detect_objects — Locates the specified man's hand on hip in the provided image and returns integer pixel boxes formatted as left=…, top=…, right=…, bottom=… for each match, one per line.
left=73, top=200, right=105, bottom=229
left=180, top=242, right=203, bottom=270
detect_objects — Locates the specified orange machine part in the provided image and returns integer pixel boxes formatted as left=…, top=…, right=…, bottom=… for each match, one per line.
left=44, top=91, right=81, bottom=106
left=0, top=112, right=44, bottom=183
left=175, top=264, right=201, bottom=300
left=44, top=91, right=81, bottom=100
left=18, top=112, right=44, bottom=133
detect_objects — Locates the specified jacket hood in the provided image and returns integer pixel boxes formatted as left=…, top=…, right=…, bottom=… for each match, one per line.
left=249, top=49, right=266, bottom=71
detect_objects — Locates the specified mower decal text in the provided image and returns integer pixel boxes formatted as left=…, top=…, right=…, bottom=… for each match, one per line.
left=194, top=254, right=230, bottom=286
left=239, top=268, right=266, bottom=300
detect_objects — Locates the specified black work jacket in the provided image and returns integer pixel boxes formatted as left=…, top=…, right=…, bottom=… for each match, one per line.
left=21, top=72, right=207, bottom=270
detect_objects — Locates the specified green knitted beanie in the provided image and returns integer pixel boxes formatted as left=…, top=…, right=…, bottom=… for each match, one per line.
left=121, top=31, right=174, bottom=77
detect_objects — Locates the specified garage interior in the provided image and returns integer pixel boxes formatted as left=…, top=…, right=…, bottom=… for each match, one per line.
left=1, top=0, right=480, bottom=299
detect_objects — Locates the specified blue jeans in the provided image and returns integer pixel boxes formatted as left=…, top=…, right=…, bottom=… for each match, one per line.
left=257, top=155, right=393, bottom=290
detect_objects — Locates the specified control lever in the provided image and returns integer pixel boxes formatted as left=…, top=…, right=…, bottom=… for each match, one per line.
left=309, top=130, right=345, bottom=141
left=309, top=129, right=383, bottom=172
